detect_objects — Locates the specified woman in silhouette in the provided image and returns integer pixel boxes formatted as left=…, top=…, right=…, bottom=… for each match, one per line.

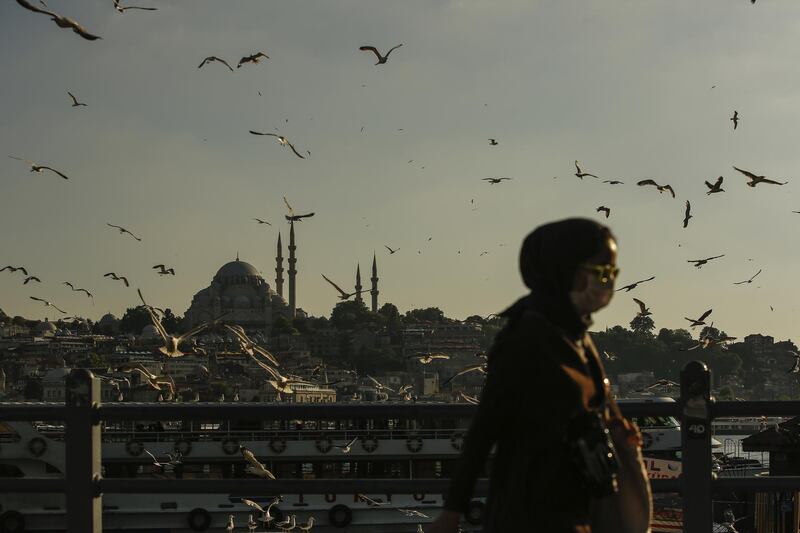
left=429, top=218, right=632, bottom=533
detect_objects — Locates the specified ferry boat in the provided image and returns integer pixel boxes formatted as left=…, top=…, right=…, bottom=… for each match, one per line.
left=0, top=398, right=760, bottom=532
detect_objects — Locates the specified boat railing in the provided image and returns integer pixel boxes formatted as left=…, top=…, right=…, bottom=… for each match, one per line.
left=0, top=362, right=798, bottom=533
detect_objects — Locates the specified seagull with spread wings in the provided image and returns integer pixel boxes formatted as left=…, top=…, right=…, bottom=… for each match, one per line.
left=9, top=156, right=70, bottom=180
left=687, top=254, right=724, bottom=269
left=334, top=437, right=359, bottom=453
left=359, top=44, right=403, bottom=65
left=253, top=218, right=272, bottom=226
left=241, top=497, right=282, bottom=529
left=482, top=177, right=511, bottom=184
left=198, top=56, right=234, bottom=72
left=441, top=364, right=487, bottom=387
left=143, top=306, right=210, bottom=357
left=705, top=176, right=724, bottom=194
left=283, top=196, right=314, bottom=222
left=616, top=276, right=655, bottom=292
left=107, top=223, right=142, bottom=241
left=249, top=130, right=305, bottom=159
left=237, top=52, right=269, bottom=68
left=103, top=272, right=129, bottom=287
left=357, top=494, right=386, bottom=507
left=112, top=0, right=156, bottom=12
left=67, top=91, right=87, bottom=107
left=239, top=445, right=276, bottom=479
left=734, top=269, right=762, bottom=285
left=603, top=180, right=624, bottom=185
left=633, top=298, right=651, bottom=317
left=23, top=276, right=41, bottom=285
left=733, top=166, right=788, bottom=187
left=684, top=309, right=713, bottom=328
left=488, top=138, right=499, bottom=146
left=637, top=179, right=675, bottom=198
left=223, top=324, right=280, bottom=367
left=143, top=449, right=182, bottom=468
left=366, top=375, right=396, bottom=394
left=1, top=266, right=28, bottom=276
left=596, top=206, right=610, bottom=218
left=385, top=245, right=399, bottom=255
left=409, top=353, right=450, bottom=364
left=15, top=0, right=101, bottom=40
left=29, top=296, right=66, bottom=314
left=152, top=264, right=175, bottom=276
left=683, top=200, right=692, bottom=228
left=63, top=282, right=93, bottom=300
left=321, top=274, right=365, bottom=301
left=730, top=110, right=739, bottom=130
left=574, top=160, right=600, bottom=179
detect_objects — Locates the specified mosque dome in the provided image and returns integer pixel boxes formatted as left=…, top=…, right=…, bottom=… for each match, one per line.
left=99, top=313, right=118, bottom=326
left=35, top=321, right=57, bottom=335
left=215, top=260, right=260, bottom=280
left=140, top=324, right=160, bottom=339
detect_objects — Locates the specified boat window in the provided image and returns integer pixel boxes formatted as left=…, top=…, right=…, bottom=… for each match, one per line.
left=632, top=416, right=679, bottom=428
left=0, top=464, right=24, bottom=477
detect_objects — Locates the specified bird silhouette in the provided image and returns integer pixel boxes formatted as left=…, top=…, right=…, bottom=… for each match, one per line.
left=488, top=138, right=499, bottom=146
left=637, top=179, right=675, bottom=198
left=684, top=309, right=713, bottom=328
left=237, top=52, right=269, bottom=68
left=687, top=254, right=724, bottom=269
left=633, top=298, right=651, bottom=317
left=321, top=274, right=365, bottom=300
left=705, top=176, right=724, bottom=194
left=112, top=0, right=157, bottom=12
left=253, top=218, right=272, bottom=226
left=63, top=282, right=93, bottom=299
left=482, top=177, right=511, bottom=184
left=603, top=180, right=624, bottom=185
left=282, top=196, right=314, bottom=222
left=9, top=156, right=70, bottom=180
left=198, top=56, right=234, bottom=72
left=734, top=269, right=762, bottom=285
left=730, top=110, right=739, bottom=130
left=733, top=166, right=788, bottom=187
left=15, top=0, right=101, bottom=40
left=616, top=276, right=655, bottom=292
left=385, top=245, right=399, bottom=254
left=249, top=131, right=305, bottom=159
left=1, top=266, right=28, bottom=276
left=359, top=44, right=403, bottom=65
left=574, top=160, right=600, bottom=179
left=152, top=264, right=175, bottom=276
left=29, top=296, right=66, bottom=314
left=106, top=223, right=142, bottom=241
left=683, top=200, right=692, bottom=228
left=23, top=276, right=41, bottom=285
left=596, top=206, right=611, bottom=218
left=103, top=272, right=130, bottom=287
left=67, top=91, right=87, bottom=107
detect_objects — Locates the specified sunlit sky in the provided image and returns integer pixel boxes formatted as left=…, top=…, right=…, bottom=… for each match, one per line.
left=1, top=1, right=799, bottom=341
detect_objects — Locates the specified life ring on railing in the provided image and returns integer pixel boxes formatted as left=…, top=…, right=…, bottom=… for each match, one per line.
left=0, top=510, right=26, bottom=533
left=413, top=493, right=425, bottom=502
left=315, top=437, right=333, bottom=454
left=325, top=493, right=337, bottom=503
left=126, top=439, right=144, bottom=457
left=27, top=437, right=47, bottom=458
left=221, top=439, right=239, bottom=455
left=186, top=507, right=212, bottom=532
left=465, top=500, right=485, bottom=525
left=360, top=436, right=378, bottom=453
left=406, top=437, right=423, bottom=453
left=450, top=432, right=464, bottom=451
left=328, top=504, right=353, bottom=528
left=174, top=439, right=192, bottom=456
left=269, top=437, right=287, bottom=454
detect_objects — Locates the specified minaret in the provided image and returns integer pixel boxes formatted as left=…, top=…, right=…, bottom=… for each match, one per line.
left=288, top=221, right=297, bottom=317
left=275, top=232, right=284, bottom=298
left=354, top=264, right=363, bottom=304
left=370, top=253, right=379, bottom=312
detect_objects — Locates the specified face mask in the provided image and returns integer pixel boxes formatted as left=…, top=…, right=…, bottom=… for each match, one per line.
left=570, top=275, right=614, bottom=315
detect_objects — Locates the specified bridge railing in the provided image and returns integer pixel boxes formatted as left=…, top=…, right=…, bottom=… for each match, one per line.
left=1, top=362, right=799, bottom=532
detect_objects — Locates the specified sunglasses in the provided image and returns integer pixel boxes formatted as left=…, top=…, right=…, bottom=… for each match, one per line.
left=581, top=263, right=620, bottom=283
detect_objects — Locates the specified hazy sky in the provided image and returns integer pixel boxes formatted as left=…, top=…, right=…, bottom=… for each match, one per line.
left=1, top=1, right=799, bottom=341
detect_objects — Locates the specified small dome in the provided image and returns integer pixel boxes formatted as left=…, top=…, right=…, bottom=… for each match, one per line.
left=215, top=260, right=260, bottom=280
left=35, top=321, right=57, bottom=335
left=140, top=324, right=161, bottom=339
left=99, top=313, right=118, bottom=326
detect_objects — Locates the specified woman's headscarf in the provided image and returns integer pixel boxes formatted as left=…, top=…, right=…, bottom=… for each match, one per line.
left=502, top=218, right=615, bottom=339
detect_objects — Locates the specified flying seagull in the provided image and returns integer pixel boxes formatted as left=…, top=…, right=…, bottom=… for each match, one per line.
left=223, top=324, right=280, bottom=367
left=9, top=156, right=70, bottom=180
left=409, top=353, right=450, bottom=364
left=616, top=276, right=655, bottom=292
left=282, top=196, right=314, bottom=222
left=23, top=276, right=41, bottom=285
left=683, top=200, right=692, bottom=228
left=237, top=52, right=269, bottom=68
left=143, top=449, right=182, bottom=468
left=15, top=0, right=101, bottom=40
left=684, top=309, right=713, bottom=328
left=357, top=494, right=386, bottom=507
left=734, top=269, right=762, bottom=285
left=103, top=272, right=130, bottom=287
left=385, top=245, right=399, bottom=255
left=596, top=206, right=610, bottom=218
left=112, top=0, right=157, bottom=12
left=574, top=160, right=600, bottom=179
left=239, top=445, right=276, bottom=479
left=441, top=364, right=487, bottom=387
left=249, top=130, right=305, bottom=159
left=29, top=296, right=66, bottom=314
left=334, top=437, right=359, bottom=453
left=633, top=298, right=651, bottom=317
left=705, top=176, right=724, bottom=194
left=732, top=166, right=788, bottom=187
left=67, top=91, right=87, bottom=107
left=359, top=44, right=403, bottom=65
left=198, top=56, right=234, bottom=72
left=143, top=305, right=210, bottom=357
left=482, top=177, right=511, bottom=184
left=1, top=266, right=28, bottom=276
left=730, top=111, right=739, bottom=130
left=241, top=497, right=282, bottom=529
left=488, top=138, right=499, bottom=146
left=63, top=282, right=93, bottom=299
left=321, top=274, right=366, bottom=301
left=152, top=264, right=175, bottom=276
left=106, top=223, right=142, bottom=241
left=687, top=254, right=724, bottom=269
left=788, top=352, right=800, bottom=374
left=253, top=218, right=272, bottom=226
left=603, top=180, right=624, bottom=185
left=637, top=179, right=675, bottom=198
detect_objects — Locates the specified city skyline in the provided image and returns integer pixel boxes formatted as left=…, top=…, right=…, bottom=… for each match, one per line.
left=2, top=1, right=800, bottom=341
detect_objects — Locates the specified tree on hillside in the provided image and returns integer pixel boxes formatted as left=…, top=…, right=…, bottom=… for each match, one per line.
left=272, top=315, right=299, bottom=337
left=119, top=307, right=151, bottom=335
left=161, top=309, right=182, bottom=334
left=330, top=300, right=385, bottom=331
left=404, top=307, right=448, bottom=323
left=630, top=314, right=656, bottom=336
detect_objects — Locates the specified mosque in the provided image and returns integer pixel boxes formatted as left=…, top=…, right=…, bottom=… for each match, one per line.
left=182, top=223, right=380, bottom=333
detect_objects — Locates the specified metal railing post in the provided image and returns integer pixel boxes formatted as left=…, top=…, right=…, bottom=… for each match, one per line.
left=680, top=361, right=713, bottom=533
left=65, top=369, right=102, bottom=533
